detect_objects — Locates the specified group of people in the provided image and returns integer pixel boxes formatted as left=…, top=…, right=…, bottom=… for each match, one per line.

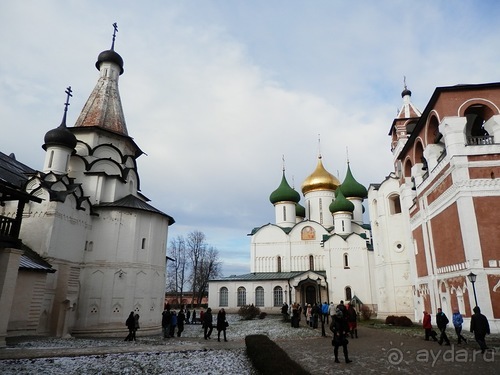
left=329, top=300, right=356, bottom=364
left=161, top=307, right=187, bottom=338
left=124, top=312, right=140, bottom=341
left=159, top=306, right=228, bottom=342
left=201, top=307, right=229, bottom=342
left=283, top=300, right=357, bottom=364
left=423, top=306, right=491, bottom=353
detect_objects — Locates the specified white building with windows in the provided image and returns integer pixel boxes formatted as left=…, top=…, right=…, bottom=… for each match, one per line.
left=0, top=34, right=174, bottom=345
left=368, top=83, right=500, bottom=332
left=209, top=156, right=376, bottom=313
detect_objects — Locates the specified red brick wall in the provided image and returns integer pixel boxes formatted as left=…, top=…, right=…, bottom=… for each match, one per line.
left=413, top=226, right=428, bottom=277
left=473, top=196, right=500, bottom=267
left=487, top=275, right=500, bottom=319
left=430, top=204, right=466, bottom=268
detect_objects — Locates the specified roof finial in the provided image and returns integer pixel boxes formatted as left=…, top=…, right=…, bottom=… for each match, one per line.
left=318, top=134, right=322, bottom=159
left=282, top=154, right=285, bottom=172
left=111, top=22, right=118, bottom=50
left=346, top=146, right=350, bottom=165
left=404, top=75, right=407, bottom=90
left=60, top=86, right=72, bottom=127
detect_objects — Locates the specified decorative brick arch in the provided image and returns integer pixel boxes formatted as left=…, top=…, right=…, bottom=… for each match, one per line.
left=403, top=157, right=412, bottom=178
left=413, top=139, right=425, bottom=167
left=458, top=98, right=499, bottom=118
left=425, top=114, right=441, bottom=145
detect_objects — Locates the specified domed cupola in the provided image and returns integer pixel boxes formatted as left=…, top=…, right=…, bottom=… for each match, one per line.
left=96, top=49, right=124, bottom=75
left=329, top=189, right=354, bottom=213
left=43, top=87, right=77, bottom=151
left=43, top=124, right=77, bottom=151
left=95, top=23, right=124, bottom=75
left=42, top=87, right=77, bottom=174
left=338, top=163, right=367, bottom=199
left=295, top=202, right=306, bottom=219
left=270, top=171, right=300, bottom=204
left=301, top=155, right=340, bottom=195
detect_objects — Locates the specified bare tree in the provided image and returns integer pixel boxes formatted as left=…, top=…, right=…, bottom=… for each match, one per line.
left=186, top=230, right=206, bottom=307
left=194, top=246, right=222, bottom=305
left=167, top=235, right=188, bottom=304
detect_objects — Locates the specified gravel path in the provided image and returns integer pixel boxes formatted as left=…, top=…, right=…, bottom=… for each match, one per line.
left=1, top=317, right=498, bottom=374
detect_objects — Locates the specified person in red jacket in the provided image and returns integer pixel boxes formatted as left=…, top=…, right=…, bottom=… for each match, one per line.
left=423, top=311, right=438, bottom=341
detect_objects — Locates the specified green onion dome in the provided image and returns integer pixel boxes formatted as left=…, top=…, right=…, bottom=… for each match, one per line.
left=296, top=202, right=306, bottom=218
left=329, top=189, right=354, bottom=213
left=270, top=171, right=301, bottom=204
left=338, top=163, right=367, bottom=199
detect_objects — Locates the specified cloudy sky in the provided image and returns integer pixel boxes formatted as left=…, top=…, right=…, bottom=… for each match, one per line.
left=1, top=1, right=500, bottom=276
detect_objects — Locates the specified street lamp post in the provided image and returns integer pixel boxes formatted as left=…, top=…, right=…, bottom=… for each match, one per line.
left=467, top=272, right=478, bottom=308
left=316, top=277, right=321, bottom=302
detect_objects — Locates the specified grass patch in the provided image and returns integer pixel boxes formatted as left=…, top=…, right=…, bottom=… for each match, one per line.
left=245, top=334, right=310, bottom=375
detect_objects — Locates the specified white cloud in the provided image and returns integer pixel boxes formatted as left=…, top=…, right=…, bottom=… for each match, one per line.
left=2, top=1, right=500, bottom=275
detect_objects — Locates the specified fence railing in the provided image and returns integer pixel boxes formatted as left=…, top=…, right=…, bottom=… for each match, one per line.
left=467, top=135, right=494, bottom=145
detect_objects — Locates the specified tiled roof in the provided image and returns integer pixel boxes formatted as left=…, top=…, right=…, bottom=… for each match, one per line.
left=95, top=194, right=175, bottom=225
left=0, top=152, right=35, bottom=190
left=211, top=270, right=326, bottom=282
left=19, top=245, right=55, bottom=273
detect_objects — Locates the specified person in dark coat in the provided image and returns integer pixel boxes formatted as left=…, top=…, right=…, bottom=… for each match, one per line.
left=177, top=309, right=185, bottom=337
left=203, top=307, right=213, bottom=339
left=470, top=306, right=490, bottom=353
left=216, top=308, right=228, bottom=342
left=281, top=303, right=289, bottom=322
left=162, top=307, right=171, bottom=338
left=186, top=309, right=191, bottom=324
left=125, top=311, right=135, bottom=341
left=169, top=311, right=177, bottom=338
left=330, top=308, right=352, bottom=364
left=133, top=313, right=140, bottom=341
left=436, top=308, right=450, bottom=345
left=336, top=300, right=347, bottom=319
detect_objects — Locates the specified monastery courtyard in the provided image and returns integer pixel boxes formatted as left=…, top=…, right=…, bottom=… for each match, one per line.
left=0, top=316, right=498, bottom=374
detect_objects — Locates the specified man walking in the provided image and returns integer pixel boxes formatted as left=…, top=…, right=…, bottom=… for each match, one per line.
left=436, top=307, right=450, bottom=346
left=203, top=307, right=214, bottom=339
left=470, top=306, right=490, bottom=353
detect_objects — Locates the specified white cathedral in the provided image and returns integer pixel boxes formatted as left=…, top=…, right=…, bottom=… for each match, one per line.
left=0, top=31, right=174, bottom=346
left=208, top=156, right=379, bottom=313
left=210, top=82, right=500, bottom=335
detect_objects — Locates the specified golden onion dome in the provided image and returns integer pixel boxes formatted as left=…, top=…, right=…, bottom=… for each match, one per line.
left=301, top=156, right=340, bottom=194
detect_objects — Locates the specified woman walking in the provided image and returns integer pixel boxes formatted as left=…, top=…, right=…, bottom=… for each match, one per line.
left=217, top=308, right=228, bottom=342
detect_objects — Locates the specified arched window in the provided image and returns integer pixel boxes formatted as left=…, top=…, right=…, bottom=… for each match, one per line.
left=283, top=206, right=286, bottom=221
left=309, top=255, right=314, bottom=271
left=48, top=151, right=54, bottom=169
left=345, top=287, right=352, bottom=301
left=255, top=287, right=264, bottom=307
left=343, top=253, right=349, bottom=269
left=273, top=286, right=283, bottom=307
left=277, top=256, right=282, bottom=272
left=219, top=287, right=228, bottom=307
left=388, top=194, right=402, bottom=214
left=237, top=287, right=246, bottom=306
